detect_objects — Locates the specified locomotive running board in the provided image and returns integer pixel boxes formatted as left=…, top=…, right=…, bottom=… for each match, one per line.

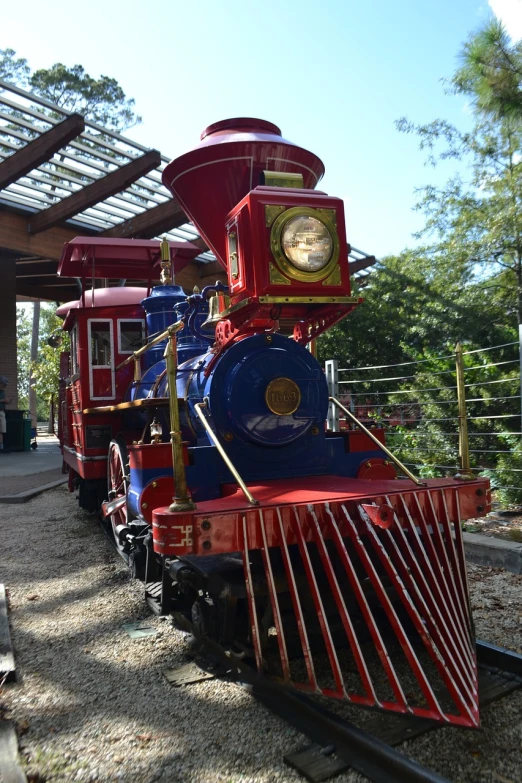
left=239, top=488, right=480, bottom=728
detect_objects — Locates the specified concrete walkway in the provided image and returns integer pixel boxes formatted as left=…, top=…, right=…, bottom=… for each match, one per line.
left=0, top=430, right=66, bottom=502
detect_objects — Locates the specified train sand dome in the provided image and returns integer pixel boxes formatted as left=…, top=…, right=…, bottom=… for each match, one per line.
left=162, top=118, right=325, bottom=268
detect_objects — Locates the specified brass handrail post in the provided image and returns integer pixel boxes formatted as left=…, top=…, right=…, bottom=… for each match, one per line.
left=328, top=396, right=425, bottom=486
left=194, top=399, right=259, bottom=506
left=454, top=342, right=475, bottom=480
left=164, top=326, right=196, bottom=512
left=115, top=320, right=184, bottom=371
left=133, top=356, right=141, bottom=382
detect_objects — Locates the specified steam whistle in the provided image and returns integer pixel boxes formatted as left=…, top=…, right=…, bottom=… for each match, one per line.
left=160, top=236, right=172, bottom=285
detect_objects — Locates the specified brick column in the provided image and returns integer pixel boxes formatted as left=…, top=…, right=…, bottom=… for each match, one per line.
left=0, top=255, right=18, bottom=409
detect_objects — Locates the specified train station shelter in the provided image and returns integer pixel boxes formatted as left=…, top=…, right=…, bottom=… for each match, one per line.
left=0, top=78, right=376, bottom=408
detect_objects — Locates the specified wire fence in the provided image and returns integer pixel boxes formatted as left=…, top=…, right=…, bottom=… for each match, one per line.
left=325, top=340, right=522, bottom=502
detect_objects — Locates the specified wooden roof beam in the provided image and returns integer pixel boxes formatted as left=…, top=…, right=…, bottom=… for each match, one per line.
left=101, top=200, right=210, bottom=253
left=0, top=209, right=89, bottom=260
left=349, top=255, right=377, bottom=275
left=198, top=260, right=225, bottom=278
left=16, top=282, right=79, bottom=302
left=190, top=236, right=209, bottom=251
left=0, top=114, right=85, bottom=191
left=16, top=261, right=58, bottom=277
left=29, top=149, right=161, bottom=234
left=101, top=197, right=187, bottom=239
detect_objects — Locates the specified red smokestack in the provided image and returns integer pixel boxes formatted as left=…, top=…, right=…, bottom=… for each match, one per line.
left=162, top=118, right=325, bottom=268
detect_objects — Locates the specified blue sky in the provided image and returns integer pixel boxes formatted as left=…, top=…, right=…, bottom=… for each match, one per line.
left=1, top=0, right=520, bottom=258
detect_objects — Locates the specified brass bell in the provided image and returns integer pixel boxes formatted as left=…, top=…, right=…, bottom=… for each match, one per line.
left=201, top=293, right=230, bottom=331
left=47, top=333, right=63, bottom=348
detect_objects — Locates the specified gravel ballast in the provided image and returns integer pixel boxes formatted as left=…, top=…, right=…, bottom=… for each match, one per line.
left=1, top=485, right=521, bottom=783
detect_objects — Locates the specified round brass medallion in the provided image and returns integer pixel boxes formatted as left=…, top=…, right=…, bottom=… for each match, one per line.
left=265, top=377, right=301, bottom=416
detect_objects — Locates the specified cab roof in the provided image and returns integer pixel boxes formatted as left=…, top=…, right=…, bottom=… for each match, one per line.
left=56, top=286, right=149, bottom=317
left=58, top=237, right=200, bottom=280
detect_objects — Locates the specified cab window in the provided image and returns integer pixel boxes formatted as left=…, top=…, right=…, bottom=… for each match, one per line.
left=90, top=321, right=112, bottom=366
left=70, top=325, right=79, bottom=374
left=118, top=320, right=145, bottom=354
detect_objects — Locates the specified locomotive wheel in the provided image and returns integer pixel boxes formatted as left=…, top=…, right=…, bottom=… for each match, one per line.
left=107, top=437, right=131, bottom=560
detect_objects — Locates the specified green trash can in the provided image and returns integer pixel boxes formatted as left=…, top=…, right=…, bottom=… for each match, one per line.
left=4, top=410, right=24, bottom=451
left=23, top=418, right=32, bottom=452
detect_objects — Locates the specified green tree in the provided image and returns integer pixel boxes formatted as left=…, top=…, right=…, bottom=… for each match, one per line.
left=318, top=248, right=513, bottom=368
left=0, top=48, right=30, bottom=85
left=29, top=64, right=141, bottom=131
left=396, top=121, right=522, bottom=323
left=1, top=48, right=140, bottom=132
left=319, top=22, right=522, bottom=502
left=452, top=20, right=522, bottom=123
left=16, top=304, right=69, bottom=421
left=16, top=307, right=32, bottom=406
left=31, top=306, right=69, bottom=406
left=392, top=21, right=522, bottom=323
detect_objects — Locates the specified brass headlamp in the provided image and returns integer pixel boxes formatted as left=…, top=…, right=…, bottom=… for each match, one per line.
left=269, top=206, right=340, bottom=283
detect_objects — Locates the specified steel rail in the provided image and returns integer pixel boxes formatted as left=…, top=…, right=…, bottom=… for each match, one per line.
left=172, top=613, right=450, bottom=783
left=167, top=619, right=522, bottom=783
left=476, top=640, right=522, bottom=676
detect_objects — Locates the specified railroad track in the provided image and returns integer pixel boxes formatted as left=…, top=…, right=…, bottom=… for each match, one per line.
left=172, top=613, right=522, bottom=783
left=100, top=527, right=522, bottom=782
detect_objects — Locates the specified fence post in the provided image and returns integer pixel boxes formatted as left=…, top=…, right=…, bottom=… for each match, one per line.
left=325, top=359, right=339, bottom=431
left=455, top=342, right=474, bottom=480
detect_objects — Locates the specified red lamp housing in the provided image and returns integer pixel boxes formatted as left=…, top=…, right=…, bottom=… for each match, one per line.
left=225, top=184, right=352, bottom=302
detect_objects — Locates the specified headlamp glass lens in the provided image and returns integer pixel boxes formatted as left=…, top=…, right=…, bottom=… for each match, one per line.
left=281, top=215, right=333, bottom=272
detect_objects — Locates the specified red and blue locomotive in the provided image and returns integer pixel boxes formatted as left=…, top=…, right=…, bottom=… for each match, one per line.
left=56, top=119, right=491, bottom=730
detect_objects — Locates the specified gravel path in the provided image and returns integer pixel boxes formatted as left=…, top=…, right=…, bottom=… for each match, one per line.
left=1, top=485, right=521, bottom=783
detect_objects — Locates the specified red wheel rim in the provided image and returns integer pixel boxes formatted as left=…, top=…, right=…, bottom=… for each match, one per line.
left=108, top=441, right=128, bottom=553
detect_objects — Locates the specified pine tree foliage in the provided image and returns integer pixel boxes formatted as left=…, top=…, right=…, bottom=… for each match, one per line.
left=451, top=20, right=522, bottom=123
left=0, top=48, right=30, bottom=85
left=0, top=48, right=141, bottom=131
left=319, top=20, right=522, bottom=503
left=29, top=64, right=141, bottom=131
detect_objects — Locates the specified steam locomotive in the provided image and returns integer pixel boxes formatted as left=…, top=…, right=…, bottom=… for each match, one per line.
left=56, top=119, right=491, bottom=729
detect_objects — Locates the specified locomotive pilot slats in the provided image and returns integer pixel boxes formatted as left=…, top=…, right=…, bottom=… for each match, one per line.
left=239, top=487, right=481, bottom=728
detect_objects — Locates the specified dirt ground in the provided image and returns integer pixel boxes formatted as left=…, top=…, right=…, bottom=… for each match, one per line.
left=463, top=508, right=522, bottom=542
left=1, top=485, right=521, bottom=783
